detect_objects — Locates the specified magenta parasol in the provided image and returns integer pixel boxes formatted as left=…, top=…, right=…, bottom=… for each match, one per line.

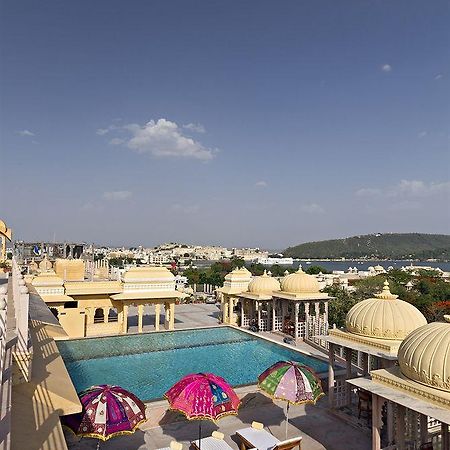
left=165, top=373, right=240, bottom=448
left=62, top=385, right=146, bottom=448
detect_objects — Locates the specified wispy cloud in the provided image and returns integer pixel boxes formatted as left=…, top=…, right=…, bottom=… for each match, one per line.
left=356, top=180, right=450, bottom=198
left=434, top=73, right=443, bottom=80
left=183, top=123, right=206, bottom=133
left=170, top=203, right=200, bottom=214
left=96, top=124, right=118, bottom=135
left=109, top=138, right=125, bottom=145
left=418, top=131, right=428, bottom=139
left=381, top=64, right=392, bottom=72
left=299, top=203, right=325, bottom=214
left=17, top=129, right=35, bottom=136
left=255, top=181, right=268, bottom=188
left=103, top=190, right=132, bottom=201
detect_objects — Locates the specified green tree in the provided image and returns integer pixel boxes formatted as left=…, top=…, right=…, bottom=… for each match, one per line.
left=305, top=265, right=330, bottom=275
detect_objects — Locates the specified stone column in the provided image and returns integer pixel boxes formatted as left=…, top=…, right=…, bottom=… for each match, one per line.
left=164, top=303, right=170, bottom=330
left=138, top=304, right=144, bottom=333
left=305, top=302, right=310, bottom=339
left=372, top=394, right=382, bottom=450
left=86, top=308, right=95, bottom=325
left=361, top=353, right=369, bottom=376
left=441, top=423, right=449, bottom=450
left=103, top=307, right=110, bottom=323
left=223, top=300, right=229, bottom=324
left=272, top=299, right=277, bottom=331
left=294, top=302, right=300, bottom=339
left=228, top=297, right=234, bottom=324
left=324, top=301, right=329, bottom=324
left=169, top=302, right=175, bottom=330
left=345, top=347, right=352, bottom=405
left=396, top=405, right=406, bottom=450
left=387, top=402, right=395, bottom=446
left=155, top=303, right=161, bottom=331
left=419, top=414, right=428, bottom=445
left=122, top=304, right=128, bottom=333
left=328, top=343, right=335, bottom=408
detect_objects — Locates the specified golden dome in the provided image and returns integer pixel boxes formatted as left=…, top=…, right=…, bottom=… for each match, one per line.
left=281, top=267, right=320, bottom=294
left=345, top=281, right=427, bottom=340
left=398, top=316, right=450, bottom=392
left=38, top=257, right=53, bottom=271
left=248, top=271, right=281, bottom=294
left=122, top=266, right=174, bottom=282
left=224, top=267, right=252, bottom=282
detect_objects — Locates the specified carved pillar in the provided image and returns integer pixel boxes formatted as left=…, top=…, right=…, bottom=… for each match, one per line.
left=272, top=299, right=276, bottom=331
left=396, top=405, right=406, bottom=450
left=155, top=303, right=160, bottom=331
left=305, top=302, right=310, bottom=339
left=169, top=302, right=175, bottom=330
left=419, top=414, right=428, bottom=446
left=328, top=343, right=335, bottom=408
left=372, top=394, right=382, bottom=450
left=103, top=307, right=110, bottom=323
left=294, top=302, right=299, bottom=339
left=122, top=304, right=128, bottom=333
left=164, top=303, right=170, bottom=330
left=138, top=304, right=144, bottom=333
left=86, top=307, right=95, bottom=325
left=345, top=347, right=352, bottom=405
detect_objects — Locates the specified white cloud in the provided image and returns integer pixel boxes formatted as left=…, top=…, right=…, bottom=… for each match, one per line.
left=96, top=125, right=118, bottom=135
left=299, top=203, right=325, bottom=214
left=103, top=191, right=132, bottom=201
left=109, top=138, right=125, bottom=145
left=356, top=188, right=382, bottom=197
left=170, top=203, right=200, bottom=214
left=255, top=181, right=268, bottom=188
left=17, top=129, right=35, bottom=136
left=381, top=64, right=392, bottom=72
left=123, top=119, right=215, bottom=161
left=418, top=131, right=428, bottom=139
left=435, top=73, right=443, bottom=80
left=356, top=180, right=450, bottom=199
left=183, top=123, right=206, bottom=133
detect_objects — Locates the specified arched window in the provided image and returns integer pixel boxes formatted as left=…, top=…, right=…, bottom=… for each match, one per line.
left=94, top=308, right=104, bottom=323
left=108, top=308, right=118, bottom=322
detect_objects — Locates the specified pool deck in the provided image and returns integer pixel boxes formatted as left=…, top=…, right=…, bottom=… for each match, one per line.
left=64, top=389, right=370, bottom=450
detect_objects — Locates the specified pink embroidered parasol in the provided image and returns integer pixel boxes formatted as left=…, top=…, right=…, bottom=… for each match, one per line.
left=62, top=385, right=146, bottom=448
left=165, top=373, right=240, bottom=448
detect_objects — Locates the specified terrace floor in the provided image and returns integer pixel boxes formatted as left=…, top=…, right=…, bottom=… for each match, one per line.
left=64, top=389, right=371, bottom=450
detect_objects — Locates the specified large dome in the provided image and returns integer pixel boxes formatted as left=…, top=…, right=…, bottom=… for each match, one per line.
left=248, top=271, right=281, bottom=294
left=398, top=316, right=450, bottom=392
left=281, top=267, right=320, bottom=294
left=345, top=281, right=427, bottom=340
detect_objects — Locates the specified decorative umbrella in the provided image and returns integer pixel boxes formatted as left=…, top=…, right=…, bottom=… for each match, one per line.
left=165, top=373, right=240, bottom=449
left=62, top=385, right=146, bottom=449
left=258, top=361, right=324, bottom=437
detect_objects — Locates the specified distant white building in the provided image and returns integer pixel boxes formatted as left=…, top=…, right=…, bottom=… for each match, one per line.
left=257, top=257, right=294, bottom=266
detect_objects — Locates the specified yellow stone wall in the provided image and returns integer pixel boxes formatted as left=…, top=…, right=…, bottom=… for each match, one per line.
left=54, top=259, right=85, bottom=281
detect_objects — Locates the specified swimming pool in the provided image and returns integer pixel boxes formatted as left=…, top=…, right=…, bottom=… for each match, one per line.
left=57, top=327, right=329, bottom=401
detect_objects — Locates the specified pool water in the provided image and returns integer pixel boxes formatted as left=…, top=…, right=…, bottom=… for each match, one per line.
left=57, top=327, right=328, bottom=401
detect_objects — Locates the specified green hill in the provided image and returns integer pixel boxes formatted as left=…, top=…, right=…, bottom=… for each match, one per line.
left=284, top=233, right=450, bottom=260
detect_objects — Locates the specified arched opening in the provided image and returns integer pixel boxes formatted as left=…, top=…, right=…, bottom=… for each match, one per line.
left=50, top=307, right=58, bottom=319
left=94, top=308, right=104, bottom=323
left=108, top=308, right=118, bottom=322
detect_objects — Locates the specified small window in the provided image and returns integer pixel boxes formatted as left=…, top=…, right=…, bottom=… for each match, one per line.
left=64, top=301, right=78, bottom=309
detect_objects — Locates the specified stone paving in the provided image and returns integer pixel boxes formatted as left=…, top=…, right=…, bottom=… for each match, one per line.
left=65, top=393, right=370, bottom=450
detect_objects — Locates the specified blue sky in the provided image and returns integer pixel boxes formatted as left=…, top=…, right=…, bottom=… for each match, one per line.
left=1, top=0, right=449, bottom=249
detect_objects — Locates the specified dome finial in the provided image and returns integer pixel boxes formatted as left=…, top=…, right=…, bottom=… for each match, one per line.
left=444, top=315, right=450, bottom=323
left=297, top=264, right=303, bottom=273
left=263, top=269, right=267, bottom=276
left=375, top=280, right=398, bottom=300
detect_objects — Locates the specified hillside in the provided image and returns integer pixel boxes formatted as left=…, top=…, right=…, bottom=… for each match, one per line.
left=284, top=233, right=450, bottom=260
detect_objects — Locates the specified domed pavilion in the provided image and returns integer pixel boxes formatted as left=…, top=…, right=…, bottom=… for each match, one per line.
left=272, top=267, right=332, bottom=340
left=348, top=316, right=450, bottom=450
left=236, top=270, right=281, bottom=330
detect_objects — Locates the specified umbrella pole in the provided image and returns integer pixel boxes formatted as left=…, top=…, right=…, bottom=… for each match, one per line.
left=198, top=421, right=202, bottom=450
left=285, top=402, right=290, bottom=439
left=96, top=439, right=100, bottom=450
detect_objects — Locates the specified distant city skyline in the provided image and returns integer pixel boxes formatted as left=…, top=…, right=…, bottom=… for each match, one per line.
left=1, top=0, right=449, bottom=248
